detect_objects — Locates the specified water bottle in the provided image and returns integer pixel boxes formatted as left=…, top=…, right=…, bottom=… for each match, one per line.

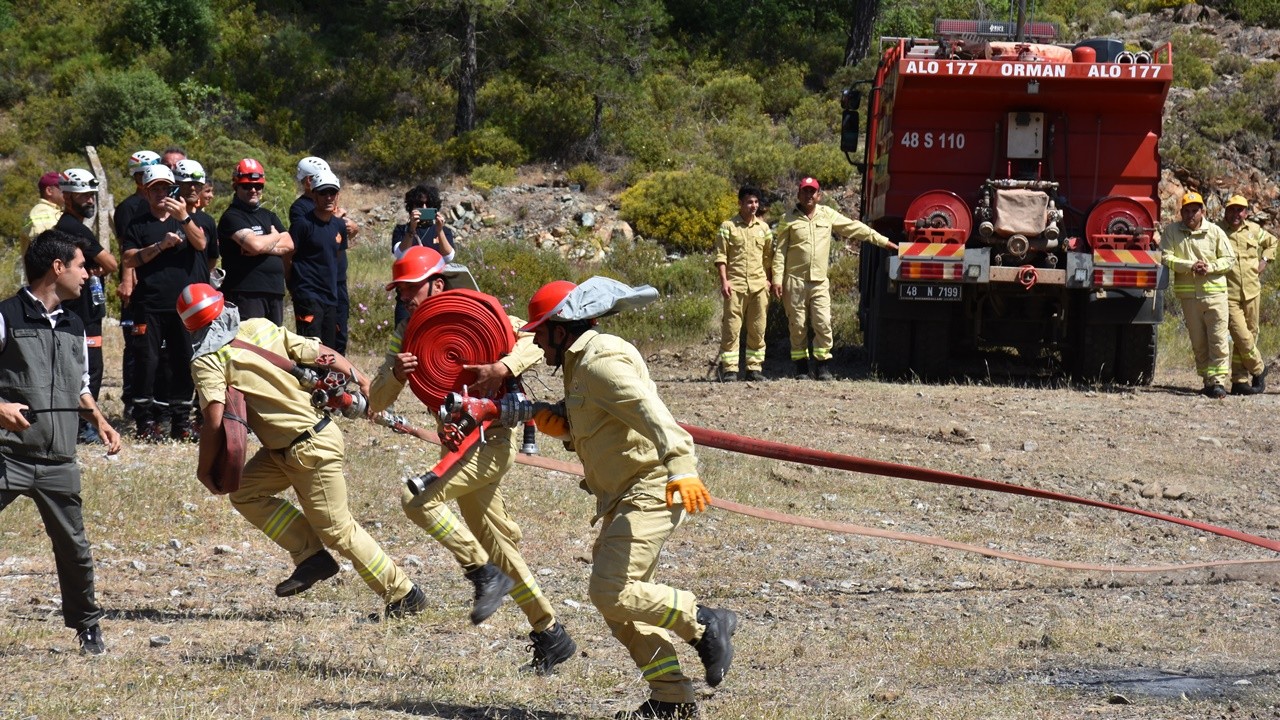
left=89, top=276, right=105, bottom=306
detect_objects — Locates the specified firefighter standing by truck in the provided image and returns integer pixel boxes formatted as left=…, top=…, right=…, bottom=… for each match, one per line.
left=366, top=246, right=577, bottom=674
left=1161, top=192, right=1237, bottom=399
left=523, top=278, right=737, bottom=720
left=771, top=177, right=896, bottom=380
left=181, top=283, right=427, bottom=617
left=1218, top=194, right=1275, bottom=395
left=714, top=185, right=773, bottom=382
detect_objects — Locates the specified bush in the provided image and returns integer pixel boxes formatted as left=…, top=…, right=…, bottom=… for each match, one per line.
left=66, top=68, right=190, bottom=149
left=110, top=0, right=214, bottom=61
left=786, top=95, right=840, bottom=146
left=477, top=74, right=593, bottom=159
left=353, top=118, right=448, bottom=182
left=699, top=71, right=763, bottom=119
left=1171, top=30, right=1218, bottom=90
left=446, top=126, right=528, bottom=170
left=792, top=143, right=853, bottom=188
left=759, top=61, right=810, bottom=117
left=618, top=169, right=736, bottom=253
left=705, top=121, right=793, bottom=188
left=469, top=163, right=517, bottom=197
left=565, top=163, right=605, bottom=191
left=460, top=238, right=576, bottom=315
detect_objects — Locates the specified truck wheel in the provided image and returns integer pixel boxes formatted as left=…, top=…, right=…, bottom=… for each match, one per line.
left=1071, top=324, right=1118, bottom=383
left=1115, top=324, right=1157, bottom=385
left=911, top=321, right=952, bottom=380
left=870, top=316, right=912, bottom=379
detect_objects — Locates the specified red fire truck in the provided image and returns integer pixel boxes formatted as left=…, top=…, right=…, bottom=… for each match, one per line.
left=841, top=20, right=1172, bottom=383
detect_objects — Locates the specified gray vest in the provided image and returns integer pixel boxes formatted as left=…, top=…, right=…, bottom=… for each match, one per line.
left=0, top=292, right=85, bottom=462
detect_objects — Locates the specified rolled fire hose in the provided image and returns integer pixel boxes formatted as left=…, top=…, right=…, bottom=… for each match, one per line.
left=389, top=295, right=1280, bottom=570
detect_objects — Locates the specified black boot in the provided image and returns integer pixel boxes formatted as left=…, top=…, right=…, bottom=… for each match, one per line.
left=793, top=359, right=809, bottom=378
left=614, top=700, right=698, bottom=719
left=690, top=605, right=738, bottom=687
left=464, top=563, right=514, bottom=624
left=77, top=624, right=106, bottom=656
left=275, top=549, right=340, bottom=597
left=527, top=621, right=577, bottom=674
left=1253, top=366, right=1268, bottom=393
left=385, top=584, right=428, bottom=618
left=814, top=360, right=834, bottom=380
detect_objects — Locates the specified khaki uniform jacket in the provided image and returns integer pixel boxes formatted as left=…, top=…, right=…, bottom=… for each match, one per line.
left=714, top=214, right=774, bottom=293
left=561, top=330, right=697, bottom=525
left=21, top=199, right=62, bottom=250
left=1161, top=221, right=1236, bottom=299
left=191, top=318, right=324, bottom=450
left=369, top=309, right=542, bottom=415
left=1220, top=219, right=1278, bottom=302
left=772, top=204, right=891, bottom=283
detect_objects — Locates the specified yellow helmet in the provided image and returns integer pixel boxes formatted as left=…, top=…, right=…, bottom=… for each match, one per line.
left=1180, top=191, right=1204, bottom=209
left=1226, top=194, right=1249, bottom=209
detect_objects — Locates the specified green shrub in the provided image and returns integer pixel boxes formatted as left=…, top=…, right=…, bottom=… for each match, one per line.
left=1171, top=30, right=1218, bottom=90
left=786, top=95, right=840, bottom=146
left=565, top=163, right=605, bottom=191
left=446, top=126, right=528, bottom=170
left=699, top=71, right=763, bottom=119
left=1214, top=53, right=1253, bottom=77
left=477, top=74, right=593, bottom=159
left=66, top=68, right=190, bottom=149
left=602, top=291, right=717, bottom=351
left=1230, top=0, right=1280, bottom=25
left=705, top=120, right=793, bottom=188
left=759, top=61, right=810, bottom=117
left=459, top=238, right=576, bottom=316
left=793, top=143, right=853, bottom=188
left=110, top=0, right=214, bottom=60
left=618, top=169, right=736, bottom=253
left=469, top=163, right=518, bottom=197
left=353, top=118, right=448, bottom=182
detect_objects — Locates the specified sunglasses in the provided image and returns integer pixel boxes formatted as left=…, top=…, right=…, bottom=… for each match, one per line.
left=237, top=184, right=265, bottom=191
left=316, top=188, right=339, bottom=196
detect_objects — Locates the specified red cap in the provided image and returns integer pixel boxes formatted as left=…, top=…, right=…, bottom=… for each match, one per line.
left=799, top=177, right=820, bottom=191
left=38, top=171, right=62, bottom=190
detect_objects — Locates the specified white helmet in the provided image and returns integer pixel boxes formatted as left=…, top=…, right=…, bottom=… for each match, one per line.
left=310, top=169, right=341, bottom=192
left=128, top=150, right=162, bottom=175
left=141, top=164, right=176, bottom=187
left=174, top=159, right=207, bottom=184
left=59, top=168, right=99, bottom=193
left=296, top=156, right=331, bottom=181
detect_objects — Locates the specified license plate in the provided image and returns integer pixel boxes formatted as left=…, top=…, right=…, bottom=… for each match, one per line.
left=898, top=283, right=962, bottom=301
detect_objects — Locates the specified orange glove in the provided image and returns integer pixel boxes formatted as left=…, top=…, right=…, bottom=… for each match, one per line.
left=665, top=475, right=711, bottom=513
left=533, top=406, right=570, bottom=440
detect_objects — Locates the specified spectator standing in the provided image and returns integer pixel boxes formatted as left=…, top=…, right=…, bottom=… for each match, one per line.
left=1218, top=194, right=1276, bottom=395
left=52, top=169, right=119, bottom=443
left=0, top=230, right=122, bottom=655
left=714, top=186, right=773, bottom=382
left=121, top=165, right=208, bottom=441
left=523, top=278, right=738, bottom=720
left=175, top=160, right=219, bottom=284
left=290, top=157, right=358, bottom=352
left=771, top=177, right=896, bottom=380
left=287, top=169, right=348, bottom=349
left=1162, top=191, right=1236, bottom=399
left=161, top=146, right=186, bottom=171
left=216, top=159, right=293, bottom=325
left=115, top=150, right=163, bottom=418
left=181, top=283, right=427, bottom=617
left=390, top=184, right=455, bottom=325
left=20, top=172, right=64, bottom=251
left=367, top=247, right=577, bottom=672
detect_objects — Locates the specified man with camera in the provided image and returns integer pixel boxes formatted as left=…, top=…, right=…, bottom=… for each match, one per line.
left=181, top=282, right=427, bottom=618
left=121, top=164, right=208, bottom=442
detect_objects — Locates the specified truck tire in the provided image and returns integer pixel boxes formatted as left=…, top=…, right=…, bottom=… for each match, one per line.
left=1115, top=324, right=1157, bottom=385
left=1070, top=323, right=1118, bottom=383
left=911, top=321, right=952, bottom=380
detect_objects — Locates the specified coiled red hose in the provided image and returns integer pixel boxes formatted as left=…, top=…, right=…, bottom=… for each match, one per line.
left=401, top=288, right=514, bottom=408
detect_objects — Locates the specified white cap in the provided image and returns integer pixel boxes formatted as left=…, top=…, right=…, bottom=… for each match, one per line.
left=296, top=156, right=331, bottom=181
left=311, top=169, right=341, bottom=192
left=142, top=164, right=176, bottom=187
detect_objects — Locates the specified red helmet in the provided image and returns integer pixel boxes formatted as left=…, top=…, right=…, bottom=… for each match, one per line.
left=177, top=283, right=225, bottom=331
left=520, top=280, right=577, bottom=332
left=232, top=158, right=266, bottom=185
left=385, top=246, right=446, bottom=291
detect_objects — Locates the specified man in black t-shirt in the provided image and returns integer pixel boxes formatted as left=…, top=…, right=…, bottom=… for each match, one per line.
left=175, top=160, right=219, bottom=284
left=121, top=165, right=208, bottom=442
left=114, top=150, right=162, bottom=418
left=216, top=158, right=293, bottom=325
left=54, top=169, right=119, bottom=444
left=287, top=169, right=349, bottom=349
left=292, top=156, right=359, bottom=352
left=390, top=184, right=456, bottom=325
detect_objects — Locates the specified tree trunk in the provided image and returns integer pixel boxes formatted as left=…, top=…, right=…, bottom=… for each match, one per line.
left=583, top=95, right=604, bottom=160
left=454, top=1, right=478, bottom=136
left=844, top=0, right=881, bottom=67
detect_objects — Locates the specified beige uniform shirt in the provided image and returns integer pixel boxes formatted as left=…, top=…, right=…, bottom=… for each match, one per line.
left=561, top=330, right=698, bottom=525
left=1220, top=219, right=1278, bottom=302
left=714, top=214, right=774, bottom=293
left=21, top=199, right=62, bottom=251
left=772, top=204, right=890, bottom=283
left=192, top=318, right=324, bottom=450
left=368, top=310, right=542, bottom=415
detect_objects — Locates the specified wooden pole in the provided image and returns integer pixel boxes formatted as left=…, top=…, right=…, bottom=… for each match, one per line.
left=85, top=145, right=112, bottom=252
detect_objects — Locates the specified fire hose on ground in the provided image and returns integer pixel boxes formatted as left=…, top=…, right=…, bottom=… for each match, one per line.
left=381, top=290, right=1279, bottom=574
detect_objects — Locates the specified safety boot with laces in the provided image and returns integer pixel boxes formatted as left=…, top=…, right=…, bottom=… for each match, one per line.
left=77, top=623, right=106, bottom=656
left=275, top=549, right=340, bottom=597
left=690, top=605, right=738, bottom=687
left=614, top=700, right=698, bottom=719
left=385, top=584, right=428, bottom=618
left=526, top=621, right=577, bottom=674
left=793, top=359, right=809, bottom=378
left=464, top=563, right=514, bottom=624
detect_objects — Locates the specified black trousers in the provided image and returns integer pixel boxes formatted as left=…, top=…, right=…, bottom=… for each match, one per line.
left=227, top=291, right=284, bottom=326
left=132, top=308, right=194, bottom=426
left=293, top=297, right=339, bottom=349
left=0, top=454, right=103, bottom=631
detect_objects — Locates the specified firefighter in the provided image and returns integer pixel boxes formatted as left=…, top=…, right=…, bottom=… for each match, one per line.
left=1218, top=194, right=1276, bottom=395
left=524, top=278, right=737, bottom=720
left=714, top=185, right=774, bottom=382
left=771, top=177, right=896, bottom=380
left=181, top=283, right=427, bottom=616
left=1161, top=192, right=1236, bottom=399
left=366, top=246, right=577, bottom=673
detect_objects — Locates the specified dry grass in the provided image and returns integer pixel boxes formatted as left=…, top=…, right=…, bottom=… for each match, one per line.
left=2, top=330, right=1278, bottom=720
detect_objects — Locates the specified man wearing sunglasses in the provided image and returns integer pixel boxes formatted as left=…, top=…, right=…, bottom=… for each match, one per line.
left=287, top=170, right=348, bottom=349
left=216, top=158, right=294, bottom=326
left=53, top=169, right=119, bottom=443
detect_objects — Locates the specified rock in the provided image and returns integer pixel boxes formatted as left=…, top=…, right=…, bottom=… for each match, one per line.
left=580, top=212, right=595, bottom=227
left=1022, top=440, right=1038, bottom=452
left=869, top=689, right=902, bottom=703
left=1196, top=436, right=1222, bottom=447
left=1139, top=484, right=1161, bottom=499
left=403, top=555, right=424, bottom=568
left=168, top=538, right=183, bottom=550
left=150, top=635, right=172, bottom=647
left=1106, top=693, right=1131, bottom=705
left=1162, top=486, right=1189, bottom=500
left=550, top=225, right=570, bottom=238
left=213, top=545, right=235, bottom=555
left=130, top=559, right=147, bottom=571
left=779, top=579, right=803, bottom=591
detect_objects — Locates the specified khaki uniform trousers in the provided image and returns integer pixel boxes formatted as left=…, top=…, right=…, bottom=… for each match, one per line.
left=399, top=426, right=555, bottom=631
left=719, top=286, right=768, bottom=372
left=1179, top=294, right=1231, bottom=388
left=590, top=492, right=702, bottom=704
left=782, top=277, right=833, bottom=362
left=231, top=422, right=413, bottom=602
left=1228, top=294, right=1266, bottom=383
